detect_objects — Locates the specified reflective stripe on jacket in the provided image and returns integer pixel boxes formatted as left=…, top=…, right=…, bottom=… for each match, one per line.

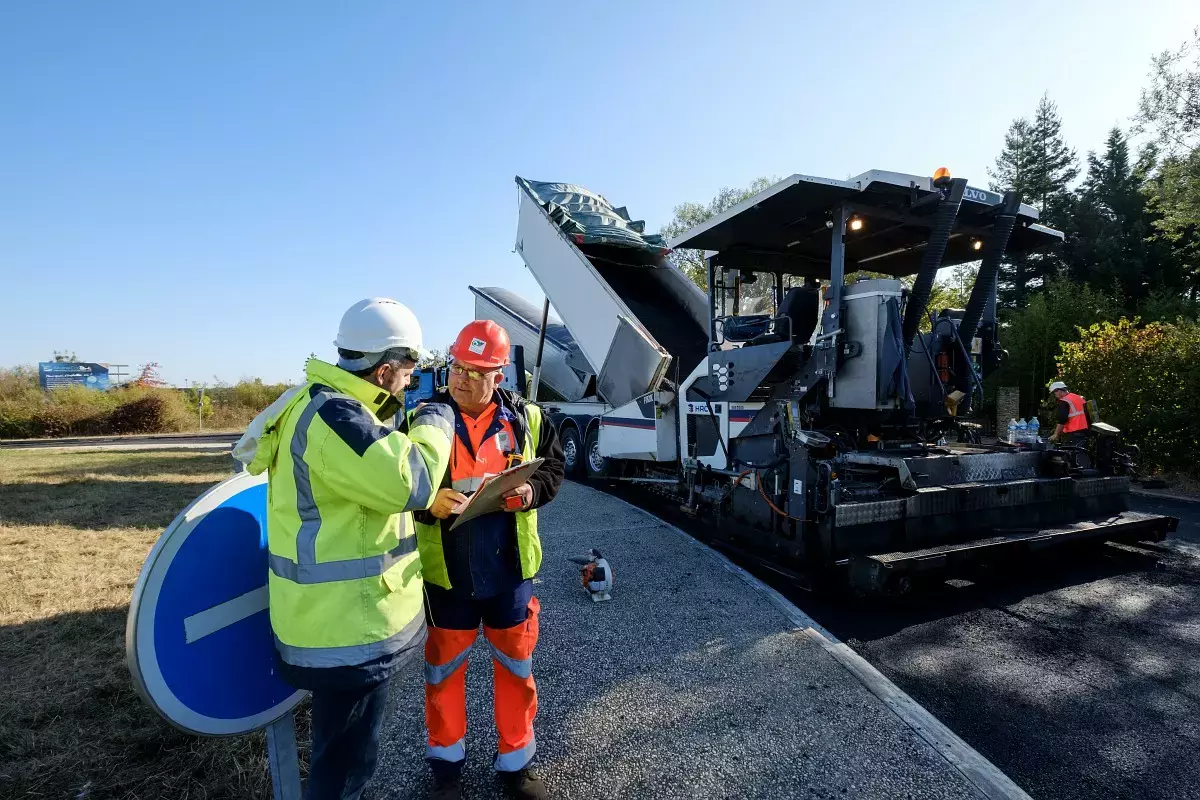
left=1063, top=392, right=1088, bottom=434
left=414, top=392, right=546, bottom=590
left=239, top=359, right=453, bottom=668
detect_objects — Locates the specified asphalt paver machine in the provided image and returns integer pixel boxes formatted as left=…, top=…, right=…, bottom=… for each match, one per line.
left=511, top=170, right=1178, bottom=592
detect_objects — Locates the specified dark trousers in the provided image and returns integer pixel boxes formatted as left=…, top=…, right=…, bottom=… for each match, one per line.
left=424, top=579, right=533, bottom=630
left=1061, top=431, right=1088, bottom=447
left=306, top=678, right=391, bottom=800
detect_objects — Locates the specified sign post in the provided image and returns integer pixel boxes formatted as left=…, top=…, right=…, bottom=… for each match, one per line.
left=266, top=714, right=302, bottom=800
left=126, top=471, right=305, bottom=798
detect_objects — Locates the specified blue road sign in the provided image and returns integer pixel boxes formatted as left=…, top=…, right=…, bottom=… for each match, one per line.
left=126, top=471, right=307, bottom=736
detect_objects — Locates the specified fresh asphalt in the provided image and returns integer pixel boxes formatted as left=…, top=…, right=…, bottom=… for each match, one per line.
left=745, top=494, right=1200, bottom=800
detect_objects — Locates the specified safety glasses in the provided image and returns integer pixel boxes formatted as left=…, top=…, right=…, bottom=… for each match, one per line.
left=449, top=362, right=502, bottom=382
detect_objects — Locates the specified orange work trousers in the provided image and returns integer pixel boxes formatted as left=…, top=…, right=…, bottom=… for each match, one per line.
left=424, top=596, right=539, bottom=772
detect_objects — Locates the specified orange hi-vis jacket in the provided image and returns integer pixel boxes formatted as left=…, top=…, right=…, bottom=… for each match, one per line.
left=449, top=402, right=518, bottom=495
left=1063, top=392, right=1088, bottom=434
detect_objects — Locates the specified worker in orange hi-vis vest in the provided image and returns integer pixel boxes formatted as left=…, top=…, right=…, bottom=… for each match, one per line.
left=1048, top=381, right=1089, bottom=446
left=411, top=320, right=565, bottom=800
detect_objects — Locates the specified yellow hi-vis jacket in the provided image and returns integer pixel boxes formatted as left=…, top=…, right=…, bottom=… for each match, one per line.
left=237, top=359, right=453, bottom=669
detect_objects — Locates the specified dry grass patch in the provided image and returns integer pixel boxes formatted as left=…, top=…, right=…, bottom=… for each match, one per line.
left=0, top=449, right=308, bottom=799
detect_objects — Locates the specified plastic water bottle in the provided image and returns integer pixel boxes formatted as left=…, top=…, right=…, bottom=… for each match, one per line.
left=1007, top=419, right=1018, bottom=444
left=1028, top=417, right=1040, bottom=444
left=1015, top=418, right=1028, bottom=445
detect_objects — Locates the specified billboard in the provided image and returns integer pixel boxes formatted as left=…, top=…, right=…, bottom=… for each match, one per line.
left=38, top=362, right=111, bottom=391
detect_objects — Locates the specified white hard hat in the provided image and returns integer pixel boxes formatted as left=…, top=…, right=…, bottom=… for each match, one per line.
left=1048, top=381, right=1068, bottom=393
left=334, top=298, right=430, bottom=364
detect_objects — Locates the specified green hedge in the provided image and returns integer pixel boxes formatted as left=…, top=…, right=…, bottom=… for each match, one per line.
left=1057, top=318, right=1200, bottom=473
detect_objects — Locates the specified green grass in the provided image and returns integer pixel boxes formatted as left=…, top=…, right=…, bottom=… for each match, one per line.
left=0, top=449, right=309, bottom=799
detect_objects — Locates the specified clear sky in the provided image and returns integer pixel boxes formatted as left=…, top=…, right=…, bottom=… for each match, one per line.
left=2, top=1, right=1196, bottom=386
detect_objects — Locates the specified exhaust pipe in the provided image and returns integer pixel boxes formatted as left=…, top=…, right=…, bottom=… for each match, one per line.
left=902, top=178, right=967, bottom=350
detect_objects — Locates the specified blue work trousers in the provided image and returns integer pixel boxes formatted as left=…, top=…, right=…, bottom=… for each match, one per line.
left=306, top=679, right=391, bottom=800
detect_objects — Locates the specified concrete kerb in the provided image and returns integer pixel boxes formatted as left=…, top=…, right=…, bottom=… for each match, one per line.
left=1132, top=487, right=1200, bottom=505
left=603, top=492, right=1033, bottom=800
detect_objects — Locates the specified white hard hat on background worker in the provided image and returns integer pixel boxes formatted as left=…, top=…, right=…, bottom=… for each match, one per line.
left=1048, top=381, right=1068, bottom=393
left=334, top=297, right=433, bottom=371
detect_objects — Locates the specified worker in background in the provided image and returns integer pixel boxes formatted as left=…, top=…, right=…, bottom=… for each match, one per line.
left=1048, top=380, right=1089, bottom=446
left=414, top=320, right=565, bottom=800
left=234, top=297, right=454, bottom=800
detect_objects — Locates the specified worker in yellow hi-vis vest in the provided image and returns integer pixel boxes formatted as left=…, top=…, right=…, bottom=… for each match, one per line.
left=235, top=297, right=454, bottom=800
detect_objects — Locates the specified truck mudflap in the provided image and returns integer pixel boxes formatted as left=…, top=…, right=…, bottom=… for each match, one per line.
left=849, top=510, right=1179, bottom=593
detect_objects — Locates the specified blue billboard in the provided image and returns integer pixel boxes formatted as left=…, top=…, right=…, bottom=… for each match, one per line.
left=38, top=362, right=110, bottom=391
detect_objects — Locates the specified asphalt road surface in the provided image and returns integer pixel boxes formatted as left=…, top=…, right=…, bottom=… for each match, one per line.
left=789, top=494, right=1200, bottom=800
left=612, top=483, right=1200, bottom=799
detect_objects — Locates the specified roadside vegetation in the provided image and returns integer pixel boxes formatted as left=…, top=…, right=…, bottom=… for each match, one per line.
left=0, top=366, right=292, bottom=439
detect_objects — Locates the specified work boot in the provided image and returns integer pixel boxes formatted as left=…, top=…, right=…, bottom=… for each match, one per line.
left=500, top=767, right=549, bottom=800
left=430, top=774, right=463, bottom=800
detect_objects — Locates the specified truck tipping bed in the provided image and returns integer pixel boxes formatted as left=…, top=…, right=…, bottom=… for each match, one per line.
left=470, top=285, right=594, bottom=402
left=514, top=177, right=709, bottom=407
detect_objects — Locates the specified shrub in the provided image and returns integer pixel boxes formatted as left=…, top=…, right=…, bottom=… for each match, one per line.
left=0, top=366, right=38, bottom=400
left=0, top=366, right=294, bottom=439
left=997, top=279, right=1121, bottom=419
left=1057, top=317, right=1200, bottom=473
left=0, top=380, right=198, bottom=439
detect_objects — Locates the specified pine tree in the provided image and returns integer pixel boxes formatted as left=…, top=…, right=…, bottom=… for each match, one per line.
left=988, top=95, right=1078, bottom=308
left=1027, top=95, right=1079, bottom=229
left=989, top=118, right=1037, bottom=198
left=1065, top=128, right=1160, bottom=303
left=989, top=118, right=1037, bottom=308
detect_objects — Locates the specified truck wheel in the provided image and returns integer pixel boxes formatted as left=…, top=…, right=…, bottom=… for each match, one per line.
left=560, top=425, right=584, bottom=478
left=584, top=427, right=612, bottom=480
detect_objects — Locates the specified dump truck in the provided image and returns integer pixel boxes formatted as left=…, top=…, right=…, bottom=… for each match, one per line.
left=493, top=173, right=1177, bottom=593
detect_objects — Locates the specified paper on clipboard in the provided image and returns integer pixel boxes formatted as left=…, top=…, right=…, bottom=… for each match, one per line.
left=448, top=457, right=545, bottom=531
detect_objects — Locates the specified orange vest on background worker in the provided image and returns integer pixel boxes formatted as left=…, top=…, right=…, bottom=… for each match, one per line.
left=1063, top=392, right=1088, bottom=434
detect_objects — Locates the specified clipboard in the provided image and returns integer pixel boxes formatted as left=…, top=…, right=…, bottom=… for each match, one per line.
left=448, top=457, right=545, bottom=531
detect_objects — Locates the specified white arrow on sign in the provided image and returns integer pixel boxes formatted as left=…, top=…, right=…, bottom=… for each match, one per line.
left=183, top=586, right=270, bottom=644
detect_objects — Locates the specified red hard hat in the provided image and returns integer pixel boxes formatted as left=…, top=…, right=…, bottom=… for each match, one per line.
left=449, top=320, right=511, bottom=369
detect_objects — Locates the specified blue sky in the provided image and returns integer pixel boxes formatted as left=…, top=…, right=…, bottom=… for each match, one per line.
left=2, top=1, right=1196, bottom=386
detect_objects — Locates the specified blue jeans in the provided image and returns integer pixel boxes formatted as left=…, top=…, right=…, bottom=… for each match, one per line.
left=306, top=679, right=391, bottom=800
